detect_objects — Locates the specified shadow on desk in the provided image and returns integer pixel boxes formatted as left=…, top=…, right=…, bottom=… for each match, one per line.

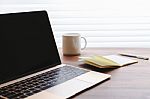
left=79, top=64, right=117, bottom=73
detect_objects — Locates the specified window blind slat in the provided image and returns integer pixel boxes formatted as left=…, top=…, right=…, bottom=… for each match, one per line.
left=55, top=37, right=150, bottom=43
left=57, top=42, right=150, bottom=48
left=51, top=18, right=150, bottom=25
left=54, top=31, right=150, bottom=37
left=52, top=24, right=150, bottom=31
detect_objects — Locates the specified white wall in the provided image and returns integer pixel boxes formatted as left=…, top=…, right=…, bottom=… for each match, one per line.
left=1, top=0, right=150, bottom=48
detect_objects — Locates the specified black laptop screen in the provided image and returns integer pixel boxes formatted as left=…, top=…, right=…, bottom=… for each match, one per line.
left=0, top=11, right=61, bottom=84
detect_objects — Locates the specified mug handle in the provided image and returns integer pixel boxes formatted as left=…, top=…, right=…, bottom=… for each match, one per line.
left=81, top=37, right=87, bottom=50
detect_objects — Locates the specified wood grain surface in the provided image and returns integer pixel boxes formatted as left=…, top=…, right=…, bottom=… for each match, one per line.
left=59, top=48, right=150, bottom=99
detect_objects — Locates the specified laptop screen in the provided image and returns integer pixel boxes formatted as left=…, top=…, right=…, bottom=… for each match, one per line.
left=0, top=11, right=61, bottom=84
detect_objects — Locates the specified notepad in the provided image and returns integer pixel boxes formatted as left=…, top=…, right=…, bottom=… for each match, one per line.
left=83, top=55, right=138, bottom=68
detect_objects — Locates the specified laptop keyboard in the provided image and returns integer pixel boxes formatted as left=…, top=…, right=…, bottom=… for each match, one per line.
left=0, top=66, right=88, bottom=99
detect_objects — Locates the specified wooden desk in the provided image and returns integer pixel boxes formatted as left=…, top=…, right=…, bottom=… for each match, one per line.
left=60, top=48, right=150, bottom=99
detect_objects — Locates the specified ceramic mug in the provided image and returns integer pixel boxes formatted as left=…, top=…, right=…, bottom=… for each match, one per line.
left=62, top=33, right=87, bottom=56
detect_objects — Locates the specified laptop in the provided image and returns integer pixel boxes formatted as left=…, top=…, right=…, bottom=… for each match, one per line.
left=0, top=10, right=111, bottom=99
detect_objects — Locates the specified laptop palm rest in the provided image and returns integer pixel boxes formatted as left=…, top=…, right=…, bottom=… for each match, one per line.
left=45, top=71, right=111, bottom=98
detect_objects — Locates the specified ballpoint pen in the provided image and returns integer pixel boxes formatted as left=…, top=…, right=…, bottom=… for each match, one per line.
left=119, top=53, right=149, bottom=60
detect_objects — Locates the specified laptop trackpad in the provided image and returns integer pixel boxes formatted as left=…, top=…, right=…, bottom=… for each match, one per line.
left=46, top=78, right=92, bottom=98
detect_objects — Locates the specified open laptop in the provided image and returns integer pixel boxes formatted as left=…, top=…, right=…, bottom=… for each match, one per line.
left=0, top=10, right=111, bottom=99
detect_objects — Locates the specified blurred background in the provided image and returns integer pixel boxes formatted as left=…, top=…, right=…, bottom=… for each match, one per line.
left=1, top=0, right=150, bottom=48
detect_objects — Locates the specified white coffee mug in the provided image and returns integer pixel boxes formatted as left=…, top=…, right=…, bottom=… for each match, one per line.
left=62, top=33, right=87, bottom=56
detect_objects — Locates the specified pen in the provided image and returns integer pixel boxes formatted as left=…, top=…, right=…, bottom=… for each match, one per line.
left=119, top=53, right=149, bottom=60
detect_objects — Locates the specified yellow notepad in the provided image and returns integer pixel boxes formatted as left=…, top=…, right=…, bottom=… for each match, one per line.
left=83, top=55, right=138, bottom=68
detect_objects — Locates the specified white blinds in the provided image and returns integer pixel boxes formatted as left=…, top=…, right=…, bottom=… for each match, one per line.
left=1, top=0, right=150, bottom=47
